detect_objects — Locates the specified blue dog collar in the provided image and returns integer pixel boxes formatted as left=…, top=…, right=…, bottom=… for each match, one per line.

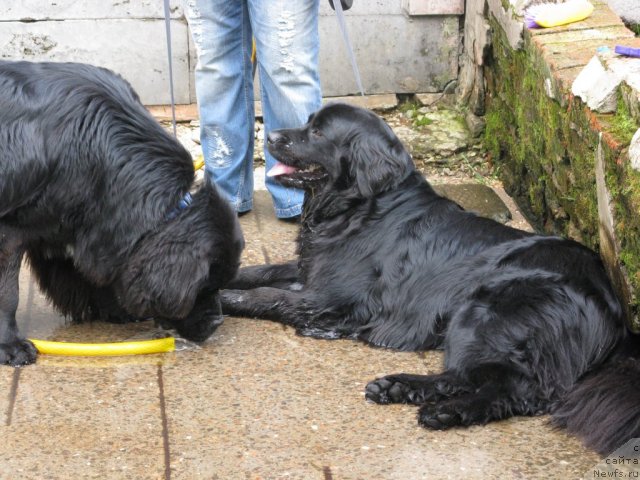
left=165, top=192, right=193, bottom=221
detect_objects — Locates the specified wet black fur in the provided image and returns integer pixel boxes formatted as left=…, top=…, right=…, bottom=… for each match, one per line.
left=0, top=61, right=243, bottom=366
left=220, top=102, right=640, bottom=455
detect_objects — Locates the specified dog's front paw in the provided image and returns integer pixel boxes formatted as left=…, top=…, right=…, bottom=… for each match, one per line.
left=365, top=376, right=413, bottom=404
left=418, top=402, right=462, bottom=430
left=219, top=289, right=252, bottom=318
left=0, top=339, right=38, bottom=366
left=219, top=289, right=246, bottom=306
left=296, top=325, right=343, bottom=340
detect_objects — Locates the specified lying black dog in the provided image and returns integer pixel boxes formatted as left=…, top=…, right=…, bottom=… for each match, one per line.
left=221, top=102, right=640, bottom=454
left=0, top=61, right=244, bottom=366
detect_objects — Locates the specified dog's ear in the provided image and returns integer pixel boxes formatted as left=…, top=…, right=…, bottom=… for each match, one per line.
left=116, top=184, right=243, bottom=319
left=349, top=130, right=414, bottom=197
left=116, top=232, right=211, bottom=319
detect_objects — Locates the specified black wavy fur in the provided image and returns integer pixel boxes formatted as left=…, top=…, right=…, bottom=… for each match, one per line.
left=0, top=60, right=243, bottom=366
left=551, top=337, right=640, bottom=454
left=220, top=102, right=640, bottom=455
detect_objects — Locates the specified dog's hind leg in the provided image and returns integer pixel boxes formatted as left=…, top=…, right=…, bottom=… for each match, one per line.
left=367, top=364, right=547, bottom=429
left=365, top=371, right=472, bottom=405
left=416, top=363, right=547, bottom=429
left=225, top=262, right=300, bottom=290
left=0, top=227, right=37, bottom=366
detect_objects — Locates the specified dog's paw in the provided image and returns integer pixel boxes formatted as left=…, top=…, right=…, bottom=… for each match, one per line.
left=366, top=374, right=446, bottom=405
left=365, top=376, right=413, bottom=404
left=0, top=339, right=38, bottom=367
left=296, top=325, right=344, bottom=340
left=418, top=403, right=462, bottom=430
left=219, top=290, right=250, bottom=317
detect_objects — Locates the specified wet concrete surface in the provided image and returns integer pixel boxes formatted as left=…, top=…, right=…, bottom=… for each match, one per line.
left=1, top=98, right=597, bottom=478
left=3, top=186, right=601, bottom=479
left=434, top=184, right=512, bottom=224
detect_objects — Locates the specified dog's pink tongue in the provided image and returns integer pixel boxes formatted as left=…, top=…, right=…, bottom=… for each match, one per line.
left=267, top=162, right=298, bottom=177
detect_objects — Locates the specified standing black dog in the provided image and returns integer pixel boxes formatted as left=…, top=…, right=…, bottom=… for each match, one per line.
left=220, top=102, right=640, bottom=455
left=0, top=61, right=244, bottom=366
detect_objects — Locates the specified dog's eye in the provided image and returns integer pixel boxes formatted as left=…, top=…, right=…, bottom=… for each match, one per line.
left=311, top=128, right=323, bottom=137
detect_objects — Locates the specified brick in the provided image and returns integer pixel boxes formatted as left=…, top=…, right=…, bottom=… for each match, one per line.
left=531, top=26, right=634, bottom=46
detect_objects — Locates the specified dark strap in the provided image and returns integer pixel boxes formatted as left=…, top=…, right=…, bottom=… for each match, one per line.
left=332, top=0, right=364, bottom=96
left=162, top=0, right=178, bottom=137
left=329, top=0, right=353, bottom=10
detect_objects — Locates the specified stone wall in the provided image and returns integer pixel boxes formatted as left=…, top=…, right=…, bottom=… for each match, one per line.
left=467, top=0, right=640, bottom=330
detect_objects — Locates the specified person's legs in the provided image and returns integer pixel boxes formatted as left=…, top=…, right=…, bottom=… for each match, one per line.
left=184, top=0, right=255, bottom=213
left=249, top=0, right=322, bottom=218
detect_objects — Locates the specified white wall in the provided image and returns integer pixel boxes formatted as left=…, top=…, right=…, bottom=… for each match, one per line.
left=0, top=0, right=463, bottom=104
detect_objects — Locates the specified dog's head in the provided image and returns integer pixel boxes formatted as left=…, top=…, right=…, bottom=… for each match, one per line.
left=115, top=182, right=244, bottom=341
left=266, top=103, right=414, bottom=197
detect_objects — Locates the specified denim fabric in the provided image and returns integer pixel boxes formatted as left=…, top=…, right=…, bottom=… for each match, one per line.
left=184, top=0, right=322, bottom=218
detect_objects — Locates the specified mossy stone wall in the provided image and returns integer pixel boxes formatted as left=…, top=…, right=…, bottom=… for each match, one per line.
left=483, top=18, right=640, bottom=330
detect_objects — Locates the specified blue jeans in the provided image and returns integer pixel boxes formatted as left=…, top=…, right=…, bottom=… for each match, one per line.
left=184, top=0, right=322, bottom=218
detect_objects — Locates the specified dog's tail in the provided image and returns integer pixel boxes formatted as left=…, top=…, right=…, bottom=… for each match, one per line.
left=551, top=335, right=640, bottom=455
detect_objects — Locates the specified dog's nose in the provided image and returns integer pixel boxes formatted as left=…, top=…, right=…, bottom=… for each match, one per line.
left=267, top=131, right=287, bottom=145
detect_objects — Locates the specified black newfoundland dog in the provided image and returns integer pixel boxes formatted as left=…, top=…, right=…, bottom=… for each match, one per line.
left=221, top=102, right=640, bottom=455
left=0, top=61, right=244, bottom=366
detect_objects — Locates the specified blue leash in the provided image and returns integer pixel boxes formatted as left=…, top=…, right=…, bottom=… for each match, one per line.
left=162, top=2, right=192, bottom=221
left=165, top=192, right=194, bottom=221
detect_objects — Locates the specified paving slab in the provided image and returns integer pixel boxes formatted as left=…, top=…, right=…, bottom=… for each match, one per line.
left=0, top=364, right=166, bottom=479
left=161, top=194, right=600, bottom=480
left=162, top=316, right=599, bottom=479
left=2, top=172, right=599, bottom=479
left=0, top=0, right=615, bottom=467
left=250, top=191, right=300, bottom=265
left=0, top=368, right=15, bottom=427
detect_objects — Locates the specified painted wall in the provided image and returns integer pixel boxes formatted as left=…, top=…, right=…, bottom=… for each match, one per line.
left=0, top=0, right=463, bottom=104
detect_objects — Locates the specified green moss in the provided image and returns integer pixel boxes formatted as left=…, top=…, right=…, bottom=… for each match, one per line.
left=397, top=97, right=421, bottom=113
left=485, top=16, right=640, bottom=322
left=486, top=28, right=580, bottom=233
left=414, top=115, right=433, bottom=127
left=485, top=15, right=604, bottom=240
left=604, top=95, right=639, bottom=145
left=484, top=110, right=505, bottom=158
left=625, top=22, right=640, bottom=37
left=604, top=150, right=640, bottom=329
